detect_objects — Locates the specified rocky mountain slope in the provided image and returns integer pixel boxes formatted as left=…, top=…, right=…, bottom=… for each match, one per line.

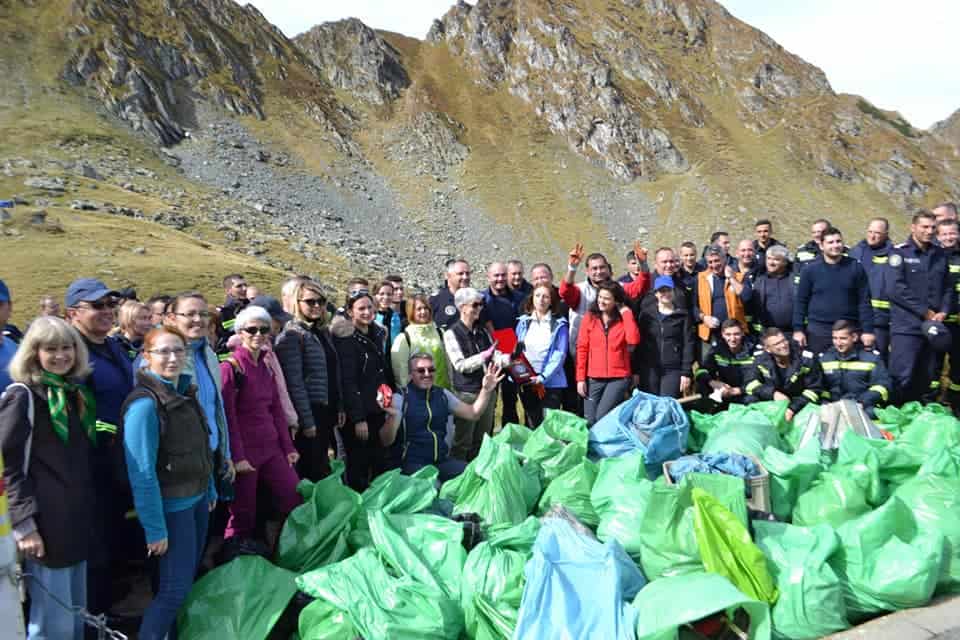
left=1, top=0, right=958, bottom=322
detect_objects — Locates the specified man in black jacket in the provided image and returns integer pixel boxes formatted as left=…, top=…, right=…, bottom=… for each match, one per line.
left=696, top=319, right=756, bottom=405
left=746, top=328, right=823, bottom=422
left=749, top=245, right=793, bottom=334
left=216, top=273, right=249, bottom=355
left=819, top=320, right=891, bottom=416
left=752, top=219, right=784, bottom=275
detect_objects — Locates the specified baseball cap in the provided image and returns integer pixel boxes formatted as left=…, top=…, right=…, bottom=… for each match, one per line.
left=251, top=295, right=292, bottom=324
left=921, top=320, right=952, bottom=353
left=65, top=278, right=119, bottom=307
left=653, top=275, right=675, bottom=291
left=0, top=279, right=9, bottom=303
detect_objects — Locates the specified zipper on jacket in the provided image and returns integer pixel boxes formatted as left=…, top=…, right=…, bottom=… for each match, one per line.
left=427, top=387, right=438, bottom=463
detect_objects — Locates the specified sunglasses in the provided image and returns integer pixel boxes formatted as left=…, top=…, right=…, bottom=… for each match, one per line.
left=241, top=326, right=271, bottom=336
left=348, top=288, right=370, bottom=300
left=76, top=298, right=119, bottom=311
left=414, top=367, right=436, bottom=374
left=299, top=298, right=326, bottom=307
left=469, top=301, right=484, bottom=309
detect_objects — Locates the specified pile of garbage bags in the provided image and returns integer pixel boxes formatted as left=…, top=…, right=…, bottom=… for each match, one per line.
left=176, top=395, right=960, bottom=640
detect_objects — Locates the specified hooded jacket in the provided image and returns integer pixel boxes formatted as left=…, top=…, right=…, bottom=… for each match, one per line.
left=332, top=316, right=390, bottom=424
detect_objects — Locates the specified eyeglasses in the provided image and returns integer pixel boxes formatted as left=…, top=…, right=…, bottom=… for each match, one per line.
left=174, top=311, right=211, bottom=320
left=414, top=367, right=436, bottom=375
left=299, top=298, right=326, bottom=307
left=241, top=326, right=271, bottom=336
left=148, top=348, right=186, bottom=358
left=76, top=298, right=119, bottom=311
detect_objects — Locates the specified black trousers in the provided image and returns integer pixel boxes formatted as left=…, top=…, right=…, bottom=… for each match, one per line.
left=891, top=333, right=939, bottom=404
left=519, top=386, right=563, bottom=428
left=294, top=403, right=337, bottom=482
left=341, top=412, right=387, bottom=492
left=500, top=378, right=520, bottom=426
left=642, top=367, right=683, bottom=399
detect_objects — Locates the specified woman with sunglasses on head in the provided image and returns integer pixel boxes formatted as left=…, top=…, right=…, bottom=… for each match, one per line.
left=275, top=280, right=345, bottom=481
left=443, top=287, right=507, bottom=461
left=219, top=306, right=301, bottom=542
left=121, top=326, right=217, bottom=640
left=390, top=294, right=451, bottom=390
left=0, top=317, right=96, bottom=639
left=333, top=290, right=392, bottom=490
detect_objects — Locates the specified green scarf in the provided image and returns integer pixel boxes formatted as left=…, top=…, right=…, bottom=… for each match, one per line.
left=40, top=371, right=97, bottom=444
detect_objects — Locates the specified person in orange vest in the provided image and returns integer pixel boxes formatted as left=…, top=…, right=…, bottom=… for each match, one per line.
left=694, top=245, right=751, bottom=355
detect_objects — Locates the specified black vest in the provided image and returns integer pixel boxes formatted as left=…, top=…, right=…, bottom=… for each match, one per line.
left=121, top=370, right=213, bottom=499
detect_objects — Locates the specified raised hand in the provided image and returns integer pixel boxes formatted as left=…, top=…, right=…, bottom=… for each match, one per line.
left=569, top=242, right=585, bottom=267
left=632, top=240, right=647, bottom=263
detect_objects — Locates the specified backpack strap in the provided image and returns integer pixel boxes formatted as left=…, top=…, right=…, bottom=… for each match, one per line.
left=224, top=357, right=245, bottom=390
left=2, top=383, right=35, bottom=476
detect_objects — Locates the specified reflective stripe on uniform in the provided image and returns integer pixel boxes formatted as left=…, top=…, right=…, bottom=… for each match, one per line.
left=868, top=384, right=889, bottom=401
left=802, top=389, right=820, bottom=403
left=95, top=420, right=117, bottom=434
left=0, top=456, right=10, bottom=537
left=820, top=361, right=876, bottom=372
left=745, top=380, right=761, bottom=393
left=222, top=318, right=236, bottom=330
left=872, top=256, right=889, bottom=264
left=870, top=299, right=890, bottom=310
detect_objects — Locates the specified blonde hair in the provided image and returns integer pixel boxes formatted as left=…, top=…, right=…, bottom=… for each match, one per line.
left=118, top=300, right=149, bottom=335
left=9, top=316, right=92, bottom=384
left=290, top=279, right=328, bottom=326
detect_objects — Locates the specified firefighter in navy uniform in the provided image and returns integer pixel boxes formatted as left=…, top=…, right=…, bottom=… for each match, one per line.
left=695, top=319, right=757, bottom=405
left=936, top=218, right=960, bottom=412
left=745, top=327, right=823, bottom=422
left=888, top=210, right=953, bottom=403
left=819, top=320, right=891, bottom=417
left=850, top=217, right=895, bottom=361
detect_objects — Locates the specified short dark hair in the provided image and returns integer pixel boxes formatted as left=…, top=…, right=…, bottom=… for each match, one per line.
left=755, top=219, right=772, bottom=228
left=761, top=327, right=785, bottom=344
left=710, top=231, right=729, bottom=243
left=222, top=273, right=244, bottom=289
left=347, top=277, right=369, bottom=289
left=913, top=209, right=935, bottom=224
left=530, top=262, right=553, bottom=277
left=521, top=284, right=561, bottom=315
left=384, top=274, right=403, bottom=285
left=822, top=226, right=843, bottom=240
left=938, top=219, right=959, bottom=232
left=625, top=250, right=637, bottom=261
left=812, top=218, right=832, bottom=228
left=585, top=252, right=609, bottom=267
left=832, top=319, right=858, bottom=333
left=146, top=294, right=172, bottom=308
left=680, top=241, right=696, bottom=251
left=936, top=202, right=958, bottom=216
left=720, top=319, right=744, bottom=332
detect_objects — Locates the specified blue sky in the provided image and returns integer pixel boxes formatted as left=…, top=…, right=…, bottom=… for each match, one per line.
left=243, top=0, right=958, bottom=129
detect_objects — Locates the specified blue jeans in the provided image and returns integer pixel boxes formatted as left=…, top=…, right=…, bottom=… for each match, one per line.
left=24, top=559, right=87, bottom=640
left=139, top=498, right=210, bottom=640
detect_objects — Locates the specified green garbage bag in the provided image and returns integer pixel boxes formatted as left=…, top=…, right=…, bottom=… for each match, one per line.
left=461, top=517, right=540, bottom=640
left=638, top=473, right=746, bottom=580
left=439, top=436, right=541, bottom=525
left=349, top=466, right=438, bottom=549
left=591, top=452, right=652, bottom=564
left=692, top=488, right=778, bottom=604
left=835, top=431, right=885, bottom=506
left=753, top=521, right=849, bottom=639
left=829, top=497, right=946, bottom=620
left=297, top=548, right=464, bottom=639
left=898, top=410, right=960, bottom=453
left=875, top=401, right=950, bottom=430
left=368, top=510, right=466, bottom=599
left=493, top=422, right=532, bottom=450
left=749, top=400, right=790, bottom=437
left=178, top=556, right=297, bottom=640
left=298, top=599, right=357, bottom=640
left=521, top=409, right=588, bottom=484
left=759, top=439, right=821, bottom=521
left=701, top=405, right=784, bottom=459
left=537, top=459, right=599, bottom=528
left=632, top=572, right=772, bottom=640
left=792, top=471, right=870, bottom=528
left=780, top=403, right=819, bottom=453
left=837, top=430, right=926, bottom=488
left=893, top=448, right=960, bottom=594
left=276, top=461, right=361, bottom=573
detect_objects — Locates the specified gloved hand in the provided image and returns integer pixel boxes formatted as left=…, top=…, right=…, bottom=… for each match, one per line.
left=530, top=382, right=546, bottom=400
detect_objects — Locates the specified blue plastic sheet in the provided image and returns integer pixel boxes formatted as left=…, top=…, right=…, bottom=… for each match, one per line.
left=513, top=517, right=646, bottom=640
left=666, top=452, right=760, bottom=486
left=588, top=390, right=689, bottom=476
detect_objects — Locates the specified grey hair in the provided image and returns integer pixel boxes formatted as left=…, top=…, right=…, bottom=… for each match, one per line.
left=235, top=305, right=271, bottom=329
left=408, top=351, right=434, bottom=373
left=766, top=245, right=789, bottom=260
left=454, top=287, right=483, bottom=308
left=705, top=245, right=725, bottom=259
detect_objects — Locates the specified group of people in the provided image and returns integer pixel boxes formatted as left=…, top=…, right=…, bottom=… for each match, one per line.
left=0, top=200, right=958, bottom=638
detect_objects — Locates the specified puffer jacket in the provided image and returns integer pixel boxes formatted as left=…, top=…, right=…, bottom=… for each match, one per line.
left=275, top=319, right=335, bottom=429
left=333, top=317, right=389, bottom=424
left=635, top=295, right=695, bottom=375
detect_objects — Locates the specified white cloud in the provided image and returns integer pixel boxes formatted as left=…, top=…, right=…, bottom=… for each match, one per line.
left=241, top=0, right=958, bottom=129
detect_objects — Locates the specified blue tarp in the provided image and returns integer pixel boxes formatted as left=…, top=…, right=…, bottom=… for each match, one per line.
left=513, top=517, right=646, bottom=640
left=588, top=390, right=689, bottom=477
left=666, top=452, right=760, bottom=488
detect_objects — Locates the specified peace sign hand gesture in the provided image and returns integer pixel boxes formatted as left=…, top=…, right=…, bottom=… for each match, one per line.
left=633, top=240, right=647, bottom=263
left=569, top=243, right=585, bottom=268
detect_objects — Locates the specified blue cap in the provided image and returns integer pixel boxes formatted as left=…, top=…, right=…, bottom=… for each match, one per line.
left=65, top=278, right=119, bottom=307
left=251, top=295, right=292, bottom=324
left=653, top=275, right=675, bottom=291
left=0, top=279, right=9, bottom=303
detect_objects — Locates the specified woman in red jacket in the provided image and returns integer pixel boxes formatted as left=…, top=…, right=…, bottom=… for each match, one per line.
left=576, top=281, right=640, bottom=425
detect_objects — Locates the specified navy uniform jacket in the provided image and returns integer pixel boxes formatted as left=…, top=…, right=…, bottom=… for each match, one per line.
left=889, top=237, right=951, bottom=335
left=745, top=346, right=823, bottom=414
left=793, top=256, right=873, bottom=333
left=819, top=346, right=891, bottom=409
left=749, top=270, right=794, bottom=333
left=945, top=247, right=960, bottom=325
left=695, top=341, right=757, bottom=399
left=849, top=239, right=894, bottom=329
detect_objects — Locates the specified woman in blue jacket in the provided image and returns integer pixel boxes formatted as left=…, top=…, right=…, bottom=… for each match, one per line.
left=515, top=284, right=569, bottom=428
left=122, top=326, right=216, bottom=640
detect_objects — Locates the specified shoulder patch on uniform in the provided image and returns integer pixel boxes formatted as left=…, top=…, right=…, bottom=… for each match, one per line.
left=802, top=350, right=814, bottom=359
left=894, top=242, right=908, bottom=249
left=889, top=253, right=902, bottom=267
